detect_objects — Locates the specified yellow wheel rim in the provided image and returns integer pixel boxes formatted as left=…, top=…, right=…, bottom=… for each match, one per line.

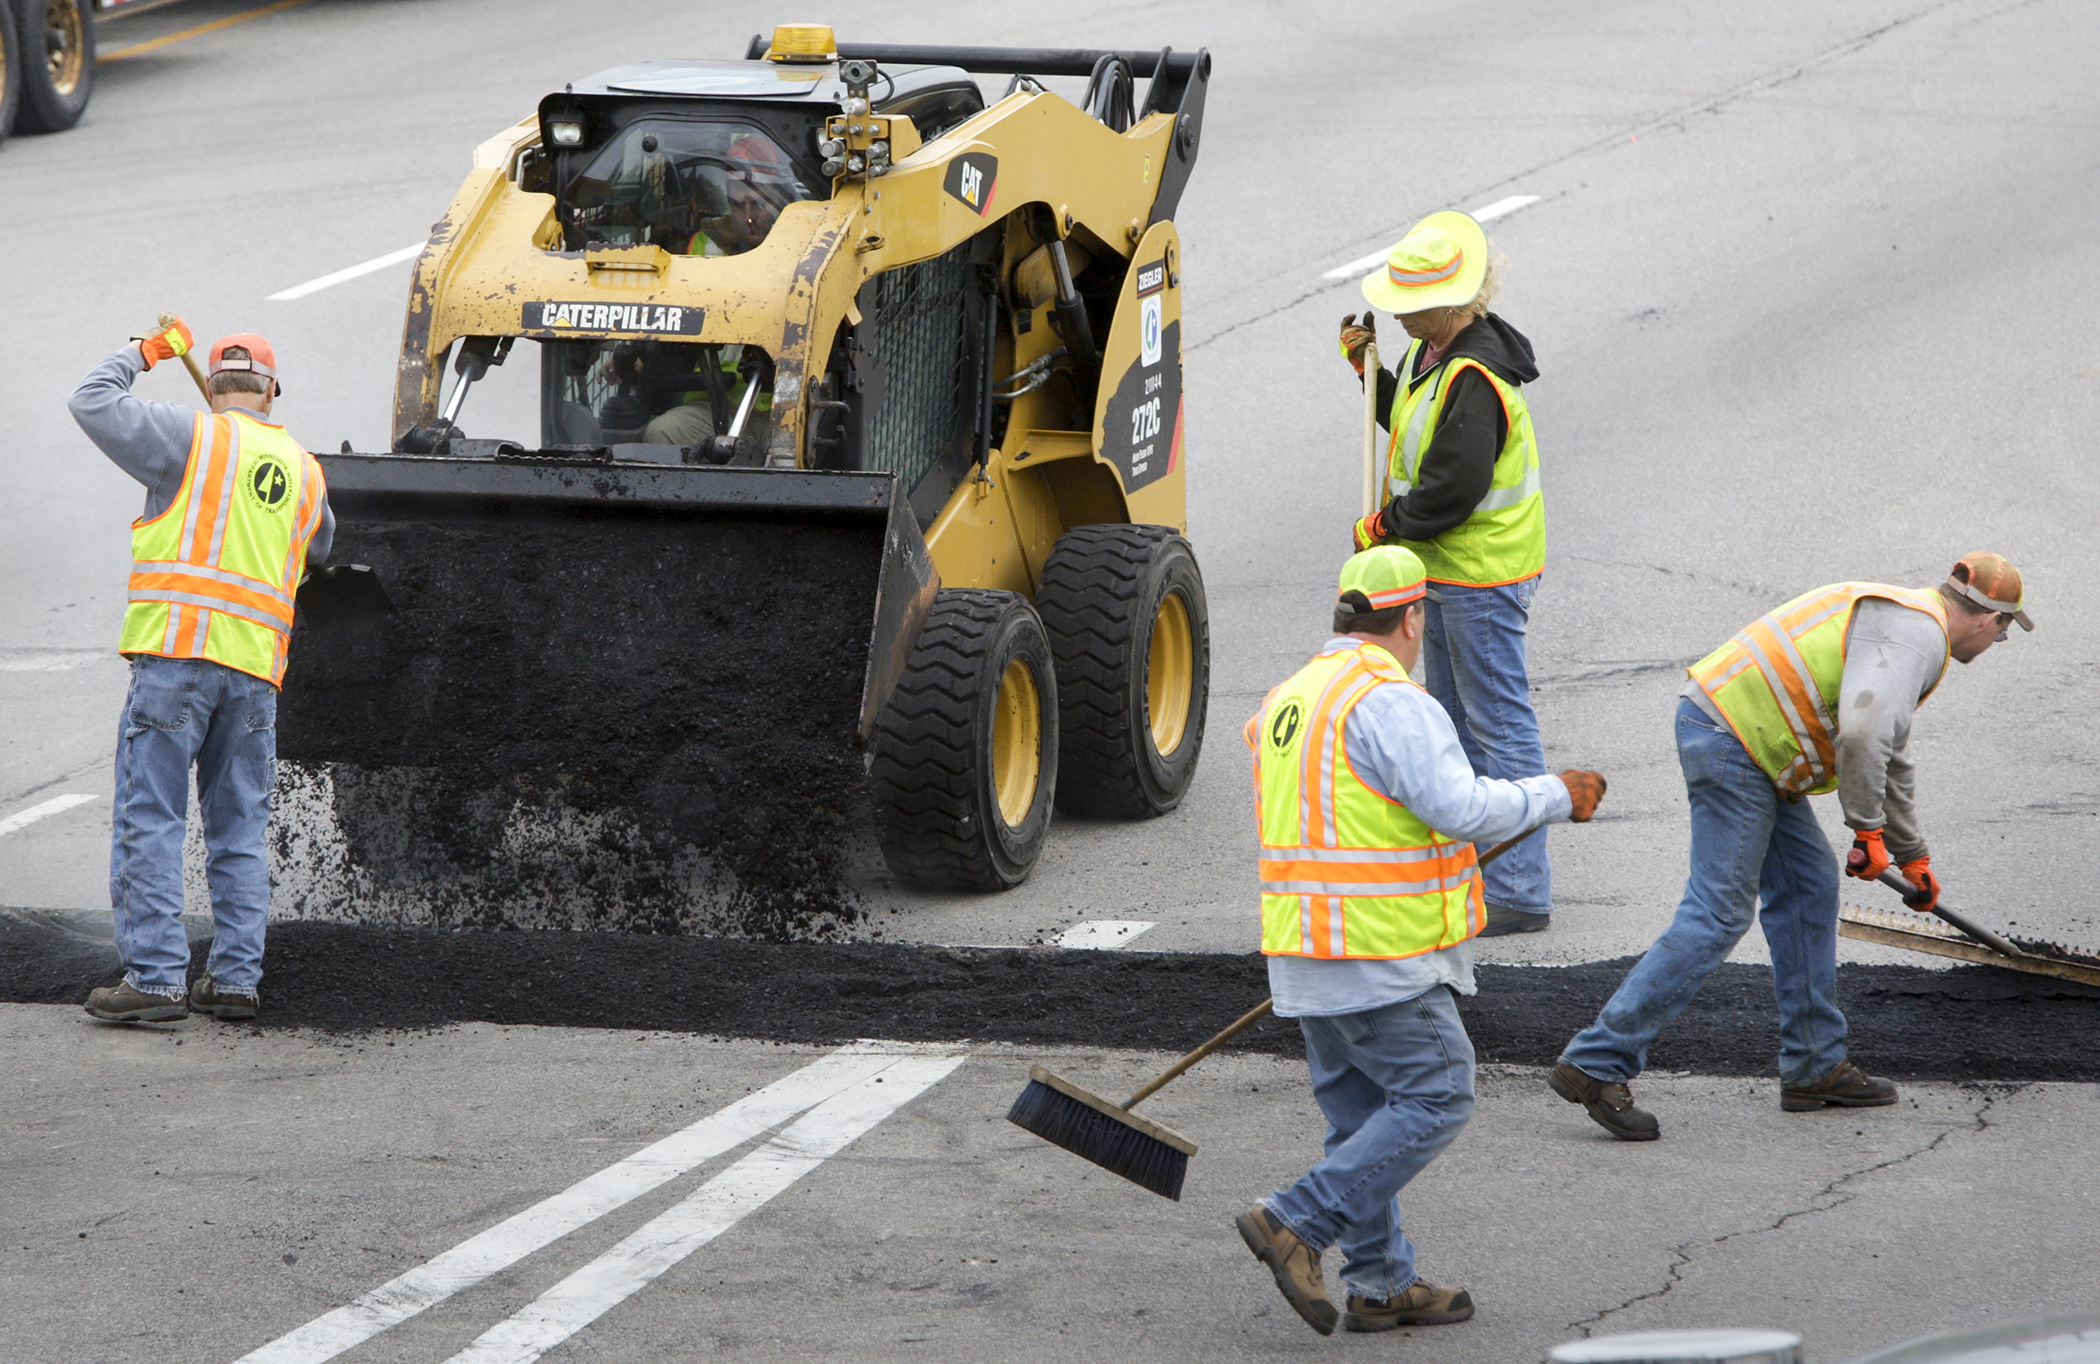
left=43, top=0, right=86, bottom=99
left=1146, top=592, right=1194, bottom=757
left=990, top=655, right=1041, bottom=828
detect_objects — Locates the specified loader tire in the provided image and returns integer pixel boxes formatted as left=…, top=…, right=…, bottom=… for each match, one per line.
left=0, top=0, right=22, bottom=145
left=871, top=589, right=1059, bottom=891
left=11, top=0, right=91, bottom=135
left=1037, top=524, right=1209, bottom=819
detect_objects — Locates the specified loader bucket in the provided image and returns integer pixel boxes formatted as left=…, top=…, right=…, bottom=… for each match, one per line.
left=274, top=450, right=936, bottom=937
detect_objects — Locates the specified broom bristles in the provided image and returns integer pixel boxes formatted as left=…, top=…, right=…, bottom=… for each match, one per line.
left=1007, top=1075, right=1190, bottom=1201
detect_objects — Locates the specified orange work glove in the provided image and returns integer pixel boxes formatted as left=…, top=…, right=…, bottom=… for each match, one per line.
left=133, top=318, right=194, bottom=371
left=1339, top=311, right=1377, bottom=375
left=1558, top=770, right=1607, bottom=822
left=1846, top=828, right=1891, bottom=880
left=1352, top=509, right=1388, bottom=552
left=1897, top=855, right=1940, bottom=912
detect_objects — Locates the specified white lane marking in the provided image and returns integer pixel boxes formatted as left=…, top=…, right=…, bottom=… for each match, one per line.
left=0, top=649, right=108, bottom=673
left=1055, top=919, right=1157, bottom=949
left=232, top=1043, right=930, bottom=1364
left=0, top=795, right=97, bottom=838
left=1321, top=195, right=1545, bottom=280
left=266, top=243, right=425, bottom=302
left=441, top=1052, right=968, bottom=1364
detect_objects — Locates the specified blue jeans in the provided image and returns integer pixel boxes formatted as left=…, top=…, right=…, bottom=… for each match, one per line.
left=1418, top=576, right=1549, bottom=913
left=1560, top=697, right=1848, bottom=1086
left=1263, top=987, right=1476, bottom=1300
left=110, top=655, right=278, bottom=997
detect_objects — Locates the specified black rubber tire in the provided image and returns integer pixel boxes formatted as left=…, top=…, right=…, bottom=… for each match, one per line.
left=0, top=0, right=22, bottom=145
left=1037, top=523, right=1210, bottom=819
left=11, top=0, right=92, bottom=136
left=870, top=589, right=1059, bottom=891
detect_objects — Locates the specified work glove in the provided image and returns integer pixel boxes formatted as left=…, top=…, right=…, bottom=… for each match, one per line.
left=1846, top=828, right=1891, bottom=880
left=1558, top=770, right=1607, bottom=822
left=1339, top=311, right=1377, bottom=375
left=1351, top=509, right=1389, bottom=552
left=1897, top=855, right=1940, bottom=912
left=133, top=318, right=194, bottom=371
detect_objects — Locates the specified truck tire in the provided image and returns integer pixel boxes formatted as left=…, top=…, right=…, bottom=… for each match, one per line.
left=1037, top=524, right=1209, bottom=819
left=11, top=0, right=92, bottom=135
left=0, top=0, right=22, bottom=145
left=871, top=589, right=1059, bottom=891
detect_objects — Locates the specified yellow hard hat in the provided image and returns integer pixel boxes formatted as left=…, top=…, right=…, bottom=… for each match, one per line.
left=1360, top=210, right=1488, bottom=315
left=1338, top=546, right=1428, bottom=612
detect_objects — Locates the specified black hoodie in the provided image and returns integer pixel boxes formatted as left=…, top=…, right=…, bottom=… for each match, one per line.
left=1367, top=312, right=1539, bottom=544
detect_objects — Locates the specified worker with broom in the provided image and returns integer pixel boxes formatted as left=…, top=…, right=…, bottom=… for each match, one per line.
left=1236, top=546, right=1607, bottom=1336
left=1550, top=555, right=2031, bottom=1140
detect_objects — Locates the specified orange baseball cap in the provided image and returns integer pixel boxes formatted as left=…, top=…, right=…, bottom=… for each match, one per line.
left=208, top=333, right=281, bottom=395
left=1949, top=551, right=2032, bottom=635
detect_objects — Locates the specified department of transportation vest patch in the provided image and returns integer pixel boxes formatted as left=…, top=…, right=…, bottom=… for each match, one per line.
left=245, top=456, right=292, bottom=513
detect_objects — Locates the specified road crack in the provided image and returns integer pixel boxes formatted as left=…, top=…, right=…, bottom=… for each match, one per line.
left=1565, top=1082, right=2028, bottom=1336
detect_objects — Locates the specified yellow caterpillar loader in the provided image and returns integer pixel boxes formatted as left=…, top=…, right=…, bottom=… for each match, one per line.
left=278, top=27, right=1212, bottom=927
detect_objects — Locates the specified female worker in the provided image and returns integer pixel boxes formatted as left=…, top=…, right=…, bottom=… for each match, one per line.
left=1339, top=211, right=1550, bottom=936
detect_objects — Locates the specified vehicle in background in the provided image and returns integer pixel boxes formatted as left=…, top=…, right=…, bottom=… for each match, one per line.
left=0, top=0, right=188, bottom=148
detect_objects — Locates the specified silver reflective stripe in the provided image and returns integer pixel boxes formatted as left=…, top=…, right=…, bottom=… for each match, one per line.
left=178, top=416, right=211, bottom=556
left=1329, top=897, right=1346, bottom=955
left=1789, top=597, right=1852, bottom=637
left=1300, top=894, right=1313, bottom=952
left=1734, top=624, right=1830, bottom=788
left=130, top=560, right=294, bottom=608
left=207, top=418, right=242, bottom=566
left=1472, top=464, right=1542, bottom=513
left=188, top=606, right=210, bottom=653
left=1263, top=844, right=1453, bottom=864
left=127, top=589, right=284, bottom=632
left=280, top=458, right=319, bottom=593
left=162, top=605, right=182, bottom=654
left=1706, top=650, right=1756, bottom=689
left=1316, top=672, right=1383, bottom=846
left=1303, top=661, right=1368, bottom=846
left=1260, top=870, right=1478, bottom=896
left=1396, top=369, right=1438, bottom=482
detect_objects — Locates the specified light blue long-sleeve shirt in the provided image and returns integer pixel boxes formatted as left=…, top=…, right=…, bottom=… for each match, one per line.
left=69, top=345, right=334, bottom=562
left=1267, top=638, right=1571, bottom=1017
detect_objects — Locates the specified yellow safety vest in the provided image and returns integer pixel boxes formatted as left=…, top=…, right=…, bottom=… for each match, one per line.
left=1687, top=583, right=1949, bottom=797
left=1383, top=339, right=1544, bottom=587
left=119, top=411, right=326, bottom=686
left=1245, top=640, right=1484, bottom=959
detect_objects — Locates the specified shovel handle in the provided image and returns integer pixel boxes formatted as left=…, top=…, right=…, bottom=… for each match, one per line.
left=1872, top=867, right=2030, bottom=960
left=1122, top=833, right=1526, bottom=1110
left=159, top=313, right=211, bottom=400
left=1360, top=336, right=1381, bottom=517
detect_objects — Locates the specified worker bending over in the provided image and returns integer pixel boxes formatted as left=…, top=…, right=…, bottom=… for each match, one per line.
left=1551, top=556, right=2031, bottom=1139
left=70, top=320, right=332, bottom=1023
left=1340, top=210, right=1554, bottom=936
left=1237, top=547, right=1606, bottom=1336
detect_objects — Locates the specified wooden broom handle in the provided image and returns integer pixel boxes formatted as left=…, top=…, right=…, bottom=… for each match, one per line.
left=1123, top=833, right=1526, bottom=1109
left=159, top=313, right=211, bottom=400
left=1361, top=336, right=1381, bottom=517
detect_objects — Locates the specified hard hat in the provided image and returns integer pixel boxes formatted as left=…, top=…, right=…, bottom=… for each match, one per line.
left=1360, top=210, right=1488, bottom=315
left=724, top=132, right=794, bottom=186
left=1338, top=545, right=1428, bottom=612
left=209, top=333, right=282, bottom=396
left=1949, top=551, right=2032, bottom=634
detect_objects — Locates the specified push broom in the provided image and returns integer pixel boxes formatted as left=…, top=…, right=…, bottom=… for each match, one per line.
left=1008, top=835, right=1524, bottom=1200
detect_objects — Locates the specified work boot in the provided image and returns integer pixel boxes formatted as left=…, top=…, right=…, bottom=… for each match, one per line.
left=1478, top=905, right=1550, bottom=937
left=1549, top=1061, right=1660, bottom=1141
left=1235, top=1205, right=1338, bottom=1336
left=189, top=976, right=260, bottom=1021
left=1344, top=1282, right=1476, bottom=1332
left=83, top=982, right=188, bottom=1023
left=1781, top=1060, right=1897, bottom=1111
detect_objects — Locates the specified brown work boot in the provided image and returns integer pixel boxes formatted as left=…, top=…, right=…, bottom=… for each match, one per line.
left=1344, top=1281, right=1476, bottom=1331
left=189, top=975, right=259, bottom=1021
left=1235, top=1205, right=1338, bottom=1336
left=84, top=982, right=188, bottom=1023
left=1549, top=1062, right=1660, bottom=1141
left=1782, top=1060, right=1897, bottom=1111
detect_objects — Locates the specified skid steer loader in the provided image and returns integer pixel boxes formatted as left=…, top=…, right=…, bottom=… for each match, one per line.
left=277, top=27, right=1212, bottom=930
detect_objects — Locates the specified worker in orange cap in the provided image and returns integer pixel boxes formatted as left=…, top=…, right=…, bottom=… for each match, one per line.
left=1550, top=556, right=2031, bottom=1140
left=68, top=320, right=332, bottom=1024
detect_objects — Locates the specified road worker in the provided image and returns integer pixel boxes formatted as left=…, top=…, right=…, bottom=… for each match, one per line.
left=1340, top=210, right=1553, bottom=936
left=69, top=321, right=332, bottom=1023
left=1550, top=556, right=2031, bottom=1139
left=1236, top=546, right=1606, bottom=1336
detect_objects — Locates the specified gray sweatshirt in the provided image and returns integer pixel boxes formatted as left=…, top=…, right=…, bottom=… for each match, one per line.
left=69, top=345, right=334, bottom=562
left=1686, top=596, right=1946, bottom=860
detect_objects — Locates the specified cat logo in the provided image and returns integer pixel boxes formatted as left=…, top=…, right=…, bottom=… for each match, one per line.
left=943, top=152, right=999, bottom=215
left=1267, top=699, right=1305, bottom=752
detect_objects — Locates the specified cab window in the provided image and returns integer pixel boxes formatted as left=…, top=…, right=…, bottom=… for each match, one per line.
left=559, top=120, right=819, bottom=256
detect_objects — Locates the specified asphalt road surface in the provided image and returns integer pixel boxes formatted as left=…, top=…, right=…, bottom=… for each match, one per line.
left=4, top=0, right=2098, bottom=1360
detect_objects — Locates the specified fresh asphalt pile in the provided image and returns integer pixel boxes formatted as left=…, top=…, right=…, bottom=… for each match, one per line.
left=274, top=512, right=883, bottom=939
left=6, top=915, right=2096, bottom=1082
